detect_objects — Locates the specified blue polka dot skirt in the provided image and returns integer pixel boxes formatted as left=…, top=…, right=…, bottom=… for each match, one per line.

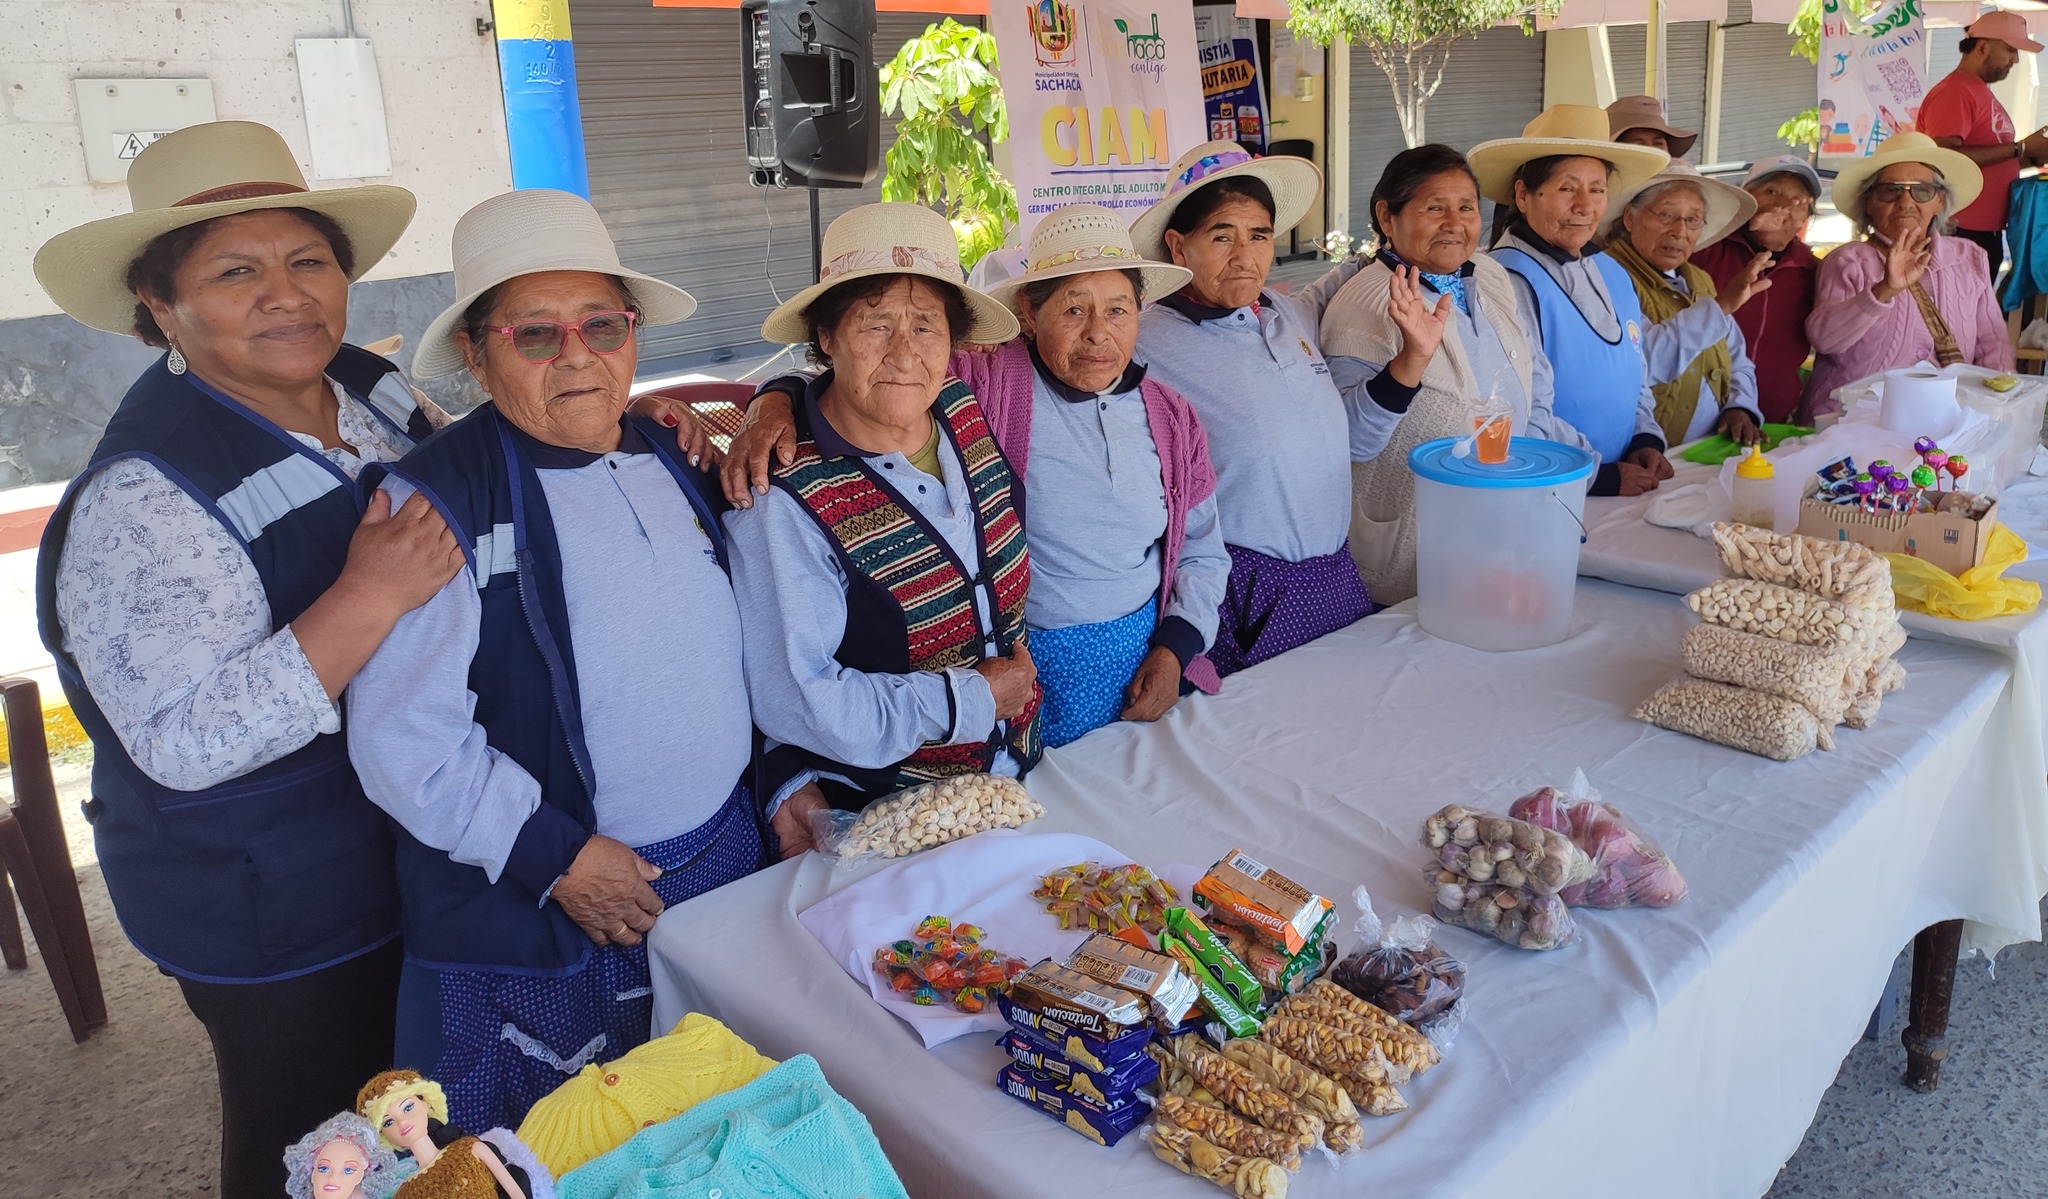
left=404, top=783, right=764, bottom=1131
left=1030, top=597, right=1157, bottom=749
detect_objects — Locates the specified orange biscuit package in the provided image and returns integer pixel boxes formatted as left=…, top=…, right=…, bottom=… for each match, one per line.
left=1192, top=849, right=1333, bottom=956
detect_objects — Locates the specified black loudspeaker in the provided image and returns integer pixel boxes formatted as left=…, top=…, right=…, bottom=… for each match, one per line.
left=741, top=0, right=879, bottom=189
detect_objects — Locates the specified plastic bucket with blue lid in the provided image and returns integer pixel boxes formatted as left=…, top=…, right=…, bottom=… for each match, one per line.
left=1407, top=436, right=1597, bottom=651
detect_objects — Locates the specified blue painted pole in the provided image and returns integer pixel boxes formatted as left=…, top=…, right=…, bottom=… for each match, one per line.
left=492, top=0, right=590, bottom=196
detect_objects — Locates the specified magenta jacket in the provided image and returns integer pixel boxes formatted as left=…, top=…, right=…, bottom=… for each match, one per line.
left=1803, top=233, right=2014, bottom=419
left=950, top=338, right=1224, bottom=694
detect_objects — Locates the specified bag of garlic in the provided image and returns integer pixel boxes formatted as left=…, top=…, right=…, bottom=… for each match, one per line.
left=810, top=774, right=1045, bottom=863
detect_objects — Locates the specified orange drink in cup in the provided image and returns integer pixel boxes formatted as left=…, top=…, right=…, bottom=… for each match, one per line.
left=1470, top=413, right=1510, bottom=465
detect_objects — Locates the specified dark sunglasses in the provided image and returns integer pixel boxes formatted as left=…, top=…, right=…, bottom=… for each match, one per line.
left=485, top=310, right=638, bottom=363
left=1870, top=182, right=1944, bottom=204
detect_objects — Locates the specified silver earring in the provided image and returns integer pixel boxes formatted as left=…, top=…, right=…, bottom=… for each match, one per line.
left=167, top=345, right=187, bottom=376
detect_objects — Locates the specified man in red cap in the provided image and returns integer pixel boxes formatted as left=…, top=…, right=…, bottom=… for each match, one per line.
left=1918, top=9, right=2048, bottom=280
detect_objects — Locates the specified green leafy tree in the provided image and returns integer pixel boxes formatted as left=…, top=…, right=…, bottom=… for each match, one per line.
left=879, top=18, right=1017, bottom=268
left=1287, top=0, right=1563, bottom=148
left=1776, top=0, right=1887, bottom=150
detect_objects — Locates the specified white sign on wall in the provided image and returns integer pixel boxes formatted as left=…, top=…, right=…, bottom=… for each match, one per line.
left=988, top=0, right=1207, bottom=235
left=73, top=79, right=217, bottom=183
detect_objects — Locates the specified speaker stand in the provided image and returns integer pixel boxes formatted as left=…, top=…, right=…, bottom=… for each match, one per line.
left=808, top=187, right=824, bottom=283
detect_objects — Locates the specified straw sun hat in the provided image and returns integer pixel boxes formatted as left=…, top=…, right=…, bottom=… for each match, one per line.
left=1829, top=130, right=1983, bottom=226
left=1467, top=104, right=1670, bottom=205
left=33, top=121, right=417, bottom=336
left=413, top=188, right=698, bottom=380
left=1128, top=140, right=1322, bottom=262
left=760, top=202, right=1019, bottom=347
left=984, top=204, right=1190, bottom=312
left=1600, top=161, right=1758, bottom=249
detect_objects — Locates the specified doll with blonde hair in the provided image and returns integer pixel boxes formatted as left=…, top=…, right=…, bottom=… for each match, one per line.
left=356, top=1070, right=548, bottom=1199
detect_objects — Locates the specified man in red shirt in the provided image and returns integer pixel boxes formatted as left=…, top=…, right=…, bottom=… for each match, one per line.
left=1917, top=10, right=2048, bottom=280
left=1693, top=156, right=1824, bottom=422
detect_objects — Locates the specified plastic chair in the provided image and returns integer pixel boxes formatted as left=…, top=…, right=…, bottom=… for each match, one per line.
left=0, top=677, right=106, bottom=1041
left=632, top=380, right=755, bottom=446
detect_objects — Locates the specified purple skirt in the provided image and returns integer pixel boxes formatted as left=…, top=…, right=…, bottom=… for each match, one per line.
left=1208, top=543, right=1374, bottom=678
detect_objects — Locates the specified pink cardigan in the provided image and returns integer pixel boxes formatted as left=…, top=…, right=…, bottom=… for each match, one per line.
left=1803, top=234, right=2014, bottom=419
left=950, top=338, right=1224, bottom=694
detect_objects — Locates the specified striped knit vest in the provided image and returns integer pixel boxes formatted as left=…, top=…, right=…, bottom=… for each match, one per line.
left=773, top=380, right=1042, bottom=792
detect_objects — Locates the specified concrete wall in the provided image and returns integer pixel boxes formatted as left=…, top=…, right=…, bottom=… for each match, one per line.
left=0, top=1, right=509, bottom=485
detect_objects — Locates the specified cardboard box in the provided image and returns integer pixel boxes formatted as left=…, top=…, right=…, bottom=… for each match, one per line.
left=1796, top=491, right=1996, bottom=576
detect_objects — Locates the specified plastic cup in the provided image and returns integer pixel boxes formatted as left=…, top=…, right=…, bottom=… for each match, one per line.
left=1470, top=414, right=1511, bottom=465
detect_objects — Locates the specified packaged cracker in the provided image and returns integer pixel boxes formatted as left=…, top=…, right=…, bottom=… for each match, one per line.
left=1162, top=908, right=1263, bottom=1011
left=996, top=1064, right=1146, bottom=1146
left=1064, top=933, right=1200, bottom=1028
left=995, top=994, right=1153, bottom=1071
left=1208, top=907, right=1337, bottom=998
left=998, top=1028, right=1160, bottom=1103
left=1192, top=850, right=1335, bottom=956
left=1006, top=960, right=1148, bottom=1039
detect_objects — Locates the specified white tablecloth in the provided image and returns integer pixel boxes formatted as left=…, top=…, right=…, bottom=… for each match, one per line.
left=649, top=582, right=2048, bottom=1199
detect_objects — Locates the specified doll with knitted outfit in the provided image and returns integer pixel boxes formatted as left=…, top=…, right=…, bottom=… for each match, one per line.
left=357, top=1070, right=555, bottom=1199
left=285, top=1114, right=402, bottom=1199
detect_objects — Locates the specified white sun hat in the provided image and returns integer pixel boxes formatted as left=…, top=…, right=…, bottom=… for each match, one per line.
left=1468, top=104, right=1670, bottom=205
left=1127, top=140, right=1323, bottom=263
left=985, top=203, right=1191, bottom=312
left=759, top=202, right=1019, bottom=347
left=1601, top=161, right=1759, bottom=249
left=413, top=189, right=697, bottom=380
left=33, top=121, right=417, bottom=336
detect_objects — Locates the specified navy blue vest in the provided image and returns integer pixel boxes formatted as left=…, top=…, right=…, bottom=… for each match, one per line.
left=369, top=405, right=756, bottom=975
left=35, top=346, right=431, bottom=982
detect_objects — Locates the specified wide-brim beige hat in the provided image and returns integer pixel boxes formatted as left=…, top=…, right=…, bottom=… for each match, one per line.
left=33, top=121, right=416, bottom=336
left=1606, top=95, right=1699, bottom=159
left=414, top=189, right=697, bottom=380
left=760, top=202, right=1018, bottom=347
left=985, top=203, right=1191, bottom=311
left=1600, top=161, right=1758, bottom=249
left=1468, top=105, right=1670, bottom=205
left=1128, top=140, right=1322, bottom=263
left=1830, top=131, right=1984, bottom=226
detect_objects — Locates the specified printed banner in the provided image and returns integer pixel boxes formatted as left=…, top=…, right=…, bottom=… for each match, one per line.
left=1817, top=0, right=1929, bottom=158
left=989, top=0, right=1207, bottom=233
left=1193, top=6, right=1268, bottom=150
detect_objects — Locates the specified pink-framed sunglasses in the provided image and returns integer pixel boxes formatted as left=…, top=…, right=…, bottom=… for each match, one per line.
left=484, top=310, right=638, bottom=363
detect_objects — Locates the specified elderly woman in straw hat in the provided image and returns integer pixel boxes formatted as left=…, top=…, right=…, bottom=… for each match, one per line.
left=343, top=189, right=817, bottom=1131
left=1475, top=104, right=1674, bottom=496
left=30, top=120, right=463, bottom=1197
left=1601, top=161, right=1770, bottom=447
left=721, top=202, right=1042, bottom=794
left=1805, top=131, right=2011, bottom=418
left=726, top=202, right=1231, bottom=749
left=1123, top=140, right=1381, bottom=675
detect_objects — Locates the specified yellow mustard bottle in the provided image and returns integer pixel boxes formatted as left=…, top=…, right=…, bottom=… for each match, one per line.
left=1730, top=444, right=1776, bottom=530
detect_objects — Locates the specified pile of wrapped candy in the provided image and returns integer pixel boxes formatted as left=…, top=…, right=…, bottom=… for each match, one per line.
left=1810, top=439, right=1968, bottom=515
left=1635, top=524, right=1908, bottom=760
left=1033, top=861, right=1179, bottom=935
left=871, top=916, right=1028, bottom=1013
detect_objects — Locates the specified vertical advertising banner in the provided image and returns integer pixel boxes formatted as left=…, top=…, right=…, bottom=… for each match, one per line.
left=1193, top=6, right=1268, bottom=150
left=1817, top=0, right=1929, bottom=158
left=989, top=0, right=1207, bottom=234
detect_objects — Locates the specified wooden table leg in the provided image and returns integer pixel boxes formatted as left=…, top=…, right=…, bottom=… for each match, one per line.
left=1903, top=919, right=1965, bottom=1093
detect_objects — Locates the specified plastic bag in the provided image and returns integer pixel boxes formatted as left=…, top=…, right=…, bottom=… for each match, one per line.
left=1328, top=887, right=1465, bottom=1048
left=809, top=773, right=1043, bottom=863
left=1428, top=872, right=1578, bottom=950
left=1508, top=772, right=1688, bottom=909
left=1884, top=523, right=2042, bottom=621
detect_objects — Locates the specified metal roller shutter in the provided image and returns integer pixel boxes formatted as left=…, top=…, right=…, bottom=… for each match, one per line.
left=1928, top=27, right=1963, bottom=81
left=575, top=0, right=937, bottom=372
left=1606, top=21, right=1711, bottom=156
left=1715, top=0, right=1813, bottom=165
left=1348, top=27, right=1547, bottom=229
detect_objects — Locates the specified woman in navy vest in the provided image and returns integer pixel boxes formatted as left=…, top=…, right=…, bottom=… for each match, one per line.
left=345, top=189, right=819, bottom=1132
left=1470, top=105, right=1675, bottom=497
left=31, top=122, right=466, bottom=1199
